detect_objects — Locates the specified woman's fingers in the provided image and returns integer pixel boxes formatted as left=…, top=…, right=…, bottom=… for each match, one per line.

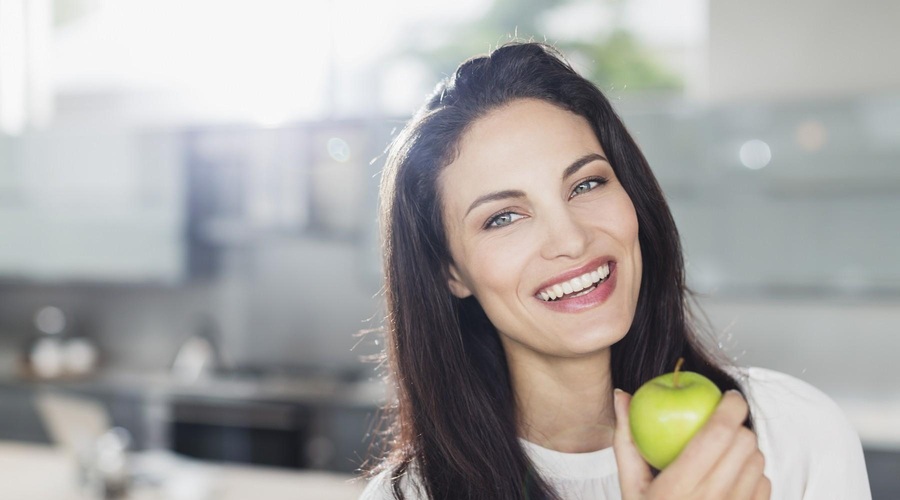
left=753, top=474, right=772, bottom=500
left=709, top=431, right=767, bottom=499
left=613, top=389, right=653, bottom=500
left=659, top=390, right=750, bottom=490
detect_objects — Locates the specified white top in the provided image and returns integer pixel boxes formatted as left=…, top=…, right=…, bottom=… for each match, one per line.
left=359, top=367, right=872, bottom=499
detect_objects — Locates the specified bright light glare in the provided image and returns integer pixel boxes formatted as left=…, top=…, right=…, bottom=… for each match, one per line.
left=54, top=0, right=333, bottom=124
left=53, top=0, right=484, bottom=125
left=327, top=137, right=351, bottom=162
left=0, top=0, right=27, bottom=134
left=739, top=139, right=772, bottom=170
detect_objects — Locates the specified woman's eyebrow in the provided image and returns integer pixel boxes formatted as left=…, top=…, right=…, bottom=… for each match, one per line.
left=465, top=189, right=525, bottom=217
left=463, top=153, right=609, bottom=218
left=562, top=152, right=609, bottom=180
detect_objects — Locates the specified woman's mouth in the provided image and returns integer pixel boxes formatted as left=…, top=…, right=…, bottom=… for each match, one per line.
left=537, top=262, right=612, bottom=301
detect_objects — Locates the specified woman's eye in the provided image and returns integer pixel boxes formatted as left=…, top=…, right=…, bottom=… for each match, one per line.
left=570, top=177, right=606, bottom=198
left=485, top=211, right=523, bottom=229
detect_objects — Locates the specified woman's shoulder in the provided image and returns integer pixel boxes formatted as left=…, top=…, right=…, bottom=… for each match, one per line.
left=736, top=366, right=871, bottom=499
left=738, top=366, right=848, bottom=420
left=735, top=366, right=855, bottom=438
left=358, top=469, right=397, bottom=500
left=358, top=463, right=427, bottom=500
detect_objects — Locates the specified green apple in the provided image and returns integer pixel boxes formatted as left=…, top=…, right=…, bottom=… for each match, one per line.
left=629, top=358, right=723, bottom=470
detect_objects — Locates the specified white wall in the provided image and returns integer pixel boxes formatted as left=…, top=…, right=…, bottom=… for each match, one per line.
left=709, top=0, right=900, bottom=101
left=698, top=297, right=900, bottom=399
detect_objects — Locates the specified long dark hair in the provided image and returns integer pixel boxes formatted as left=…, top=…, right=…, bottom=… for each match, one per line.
left=370, top=41, right=748, bottom=500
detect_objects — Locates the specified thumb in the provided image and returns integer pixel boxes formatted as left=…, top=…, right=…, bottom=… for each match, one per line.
left=613, top=388, right=653, bottom=499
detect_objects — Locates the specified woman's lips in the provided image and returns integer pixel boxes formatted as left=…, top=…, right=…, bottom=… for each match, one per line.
left=536, top=261, right=617, bottom=313
left=536, top=261, right=611, bottom=301
left=534, top=257, right=614, bottom=298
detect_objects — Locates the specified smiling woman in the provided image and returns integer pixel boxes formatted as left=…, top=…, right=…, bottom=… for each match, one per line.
left=361, top=42, right=871, bottom=500
left=441, top=99, right=642, bottom=361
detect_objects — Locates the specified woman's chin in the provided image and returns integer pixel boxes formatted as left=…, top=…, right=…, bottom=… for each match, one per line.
left=556, top=333, right=623, bottom=358
left=502, top=328, right=627, bottom=362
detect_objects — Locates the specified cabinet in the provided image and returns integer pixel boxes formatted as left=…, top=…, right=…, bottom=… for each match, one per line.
left=620, top=96, right=900, bottom=296
left=0, top=127, right=185, bottom=283
left=0, top=377, right=379, bottom=474
left=0, top=385, right=48, bottom=443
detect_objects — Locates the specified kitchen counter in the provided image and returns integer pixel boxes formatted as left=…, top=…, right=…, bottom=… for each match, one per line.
left=7, top=371, right=899, bottom=450
left=0, top=369, right=388, bottom=472
left=1, top=368, right=388, bottom=408
left=4, top=370, right=899, bottom=461
left=0, top=440, right=366, bottom=500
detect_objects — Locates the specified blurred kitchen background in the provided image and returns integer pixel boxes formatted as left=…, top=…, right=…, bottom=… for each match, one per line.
left=0, top=0, right=897, bottom=498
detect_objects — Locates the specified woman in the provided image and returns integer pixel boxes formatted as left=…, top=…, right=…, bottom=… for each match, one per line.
left=361, top=42, right=870, bottom=500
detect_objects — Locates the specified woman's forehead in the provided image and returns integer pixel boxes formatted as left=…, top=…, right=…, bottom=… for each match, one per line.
left=436, top=99, right=609, bottom=225
left=442, top=100, right=603, bottom=183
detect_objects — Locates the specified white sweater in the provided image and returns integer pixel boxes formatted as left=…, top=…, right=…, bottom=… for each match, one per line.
left=360, top=367, right=872, bottom=500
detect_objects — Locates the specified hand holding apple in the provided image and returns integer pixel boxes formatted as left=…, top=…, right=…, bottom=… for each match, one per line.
left=628, top=358, right=722, bottom=470
left=612, top=363, right=771, bottom=500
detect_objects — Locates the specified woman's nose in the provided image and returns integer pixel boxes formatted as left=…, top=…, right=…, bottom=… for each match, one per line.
left=539, top=209, right=590, bottom=260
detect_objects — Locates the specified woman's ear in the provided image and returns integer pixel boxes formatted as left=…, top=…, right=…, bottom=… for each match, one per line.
left=447, top=264, right=473, bottom=298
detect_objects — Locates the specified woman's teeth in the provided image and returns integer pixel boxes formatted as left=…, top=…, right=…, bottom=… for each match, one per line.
left=538, top=263, right=611, bottom=301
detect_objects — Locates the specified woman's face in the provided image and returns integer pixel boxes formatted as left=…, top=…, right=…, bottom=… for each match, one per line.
left=440, top=98, right=642, bottom=363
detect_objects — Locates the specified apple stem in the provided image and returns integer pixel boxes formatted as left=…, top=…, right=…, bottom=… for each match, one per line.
left=673, top=357, right=685, bottom=388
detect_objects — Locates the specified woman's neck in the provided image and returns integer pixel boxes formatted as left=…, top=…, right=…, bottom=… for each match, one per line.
left=508, top=348, right=617, bottom=453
